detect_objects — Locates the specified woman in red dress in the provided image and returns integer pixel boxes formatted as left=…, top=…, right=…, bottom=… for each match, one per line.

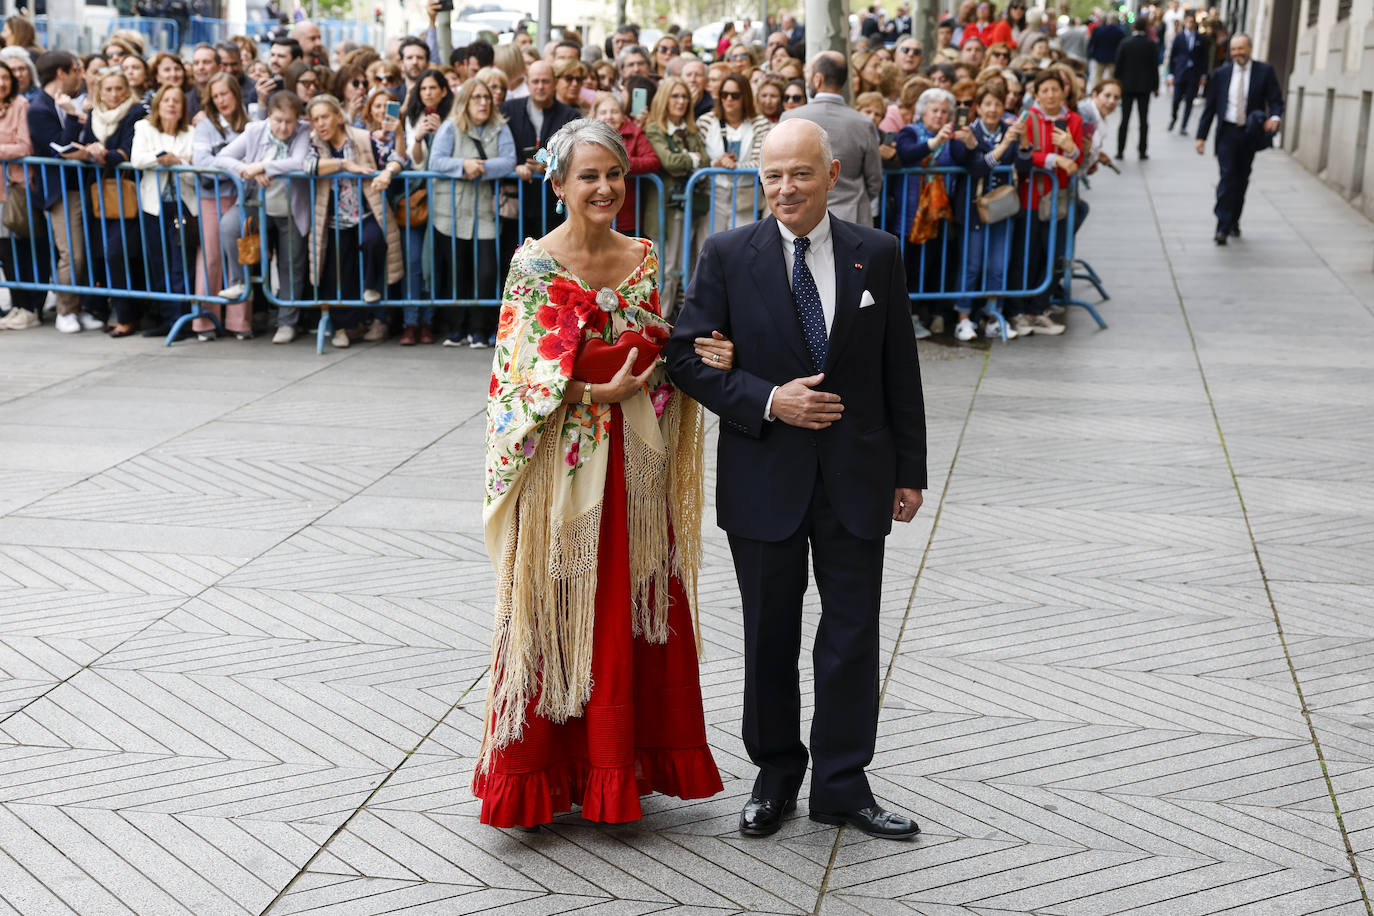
left=476, top=119, right=732, bottom=828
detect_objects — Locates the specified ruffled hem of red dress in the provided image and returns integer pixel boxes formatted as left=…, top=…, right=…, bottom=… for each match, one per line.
left=474, top=744, right=722, bottom=828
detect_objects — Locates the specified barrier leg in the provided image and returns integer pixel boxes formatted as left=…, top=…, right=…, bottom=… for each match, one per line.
left=165, top=303, right=224, bottom=347
left=318, top=308, right=332, bottom=355
left=1073, top=258, right=1110, bottom=300
left=980, top=299, right=1013, bottom=344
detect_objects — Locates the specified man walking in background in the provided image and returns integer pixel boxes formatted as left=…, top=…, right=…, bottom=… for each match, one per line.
left=1168, top=12, right=1208, bottom=133
left=1114, top=19, right=1159, bottom=160
left=1195, top=33, right=1283, bottom=244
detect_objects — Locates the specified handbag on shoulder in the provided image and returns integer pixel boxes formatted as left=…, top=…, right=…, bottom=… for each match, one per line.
left=974, top=178, right=1019, bottom=224
left=237, top=214, right=262, bottom=266
left=2, top=183, right=30, bottom=236
left=90, top=177, right=139, bottom=217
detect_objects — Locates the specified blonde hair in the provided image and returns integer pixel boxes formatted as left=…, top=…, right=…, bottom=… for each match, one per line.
left=646, top=75, right=696, bottom=132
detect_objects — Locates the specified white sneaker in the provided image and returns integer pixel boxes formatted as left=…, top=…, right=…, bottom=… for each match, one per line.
left=911, top=317, right=932, bottom=339
left=219, top=283, right=246, bottom=299
left=984, top=317, right=1017, bottom=339
left=331, top=328, right=351, bottom=348
left=1012, top=314, right=1035, bottom=336
left=77, top=312, right=105, bottom=331
left=1029, top=313, right=1066, bottom=336
left=54, top=312, right=81, bottom=334
left=929, top=314, right=945, bottom=335
left=362, top=289, right=382, bottom=304
left=197, top=331, right=216, bottom=342
left=954, top=317, right=977, bottom=342
left=272, top=325, right=297, bottom=344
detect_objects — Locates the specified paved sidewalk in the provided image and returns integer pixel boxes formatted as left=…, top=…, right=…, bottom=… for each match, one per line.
left=0, top=118, right=1372, bottom=915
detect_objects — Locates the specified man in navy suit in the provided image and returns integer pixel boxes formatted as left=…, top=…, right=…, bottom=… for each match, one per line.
left=667, top=119, right=927, bottom=841
left=1167, top=12, right=1208, bottom=133
left=1195, top=34, right=1283, bottom=245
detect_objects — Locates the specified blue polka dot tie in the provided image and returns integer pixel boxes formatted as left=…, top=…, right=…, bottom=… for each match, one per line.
left=792, top=236, right=827, bottom=371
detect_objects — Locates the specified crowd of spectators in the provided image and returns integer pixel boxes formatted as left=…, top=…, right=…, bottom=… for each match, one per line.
left=0, top=4, right=1207, bottom=347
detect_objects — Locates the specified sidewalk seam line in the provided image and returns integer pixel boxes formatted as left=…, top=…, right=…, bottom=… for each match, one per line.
left=1147, top=173, right=1372, bottom=912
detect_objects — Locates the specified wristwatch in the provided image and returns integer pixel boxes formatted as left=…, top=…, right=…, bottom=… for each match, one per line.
left=581, top=383, right=593, bottom=406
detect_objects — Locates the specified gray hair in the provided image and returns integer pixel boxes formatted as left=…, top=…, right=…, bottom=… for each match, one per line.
left=545, top=118, right=630, bottom=182
left=914, top=87, right=955, bottom=123
left=0, top=46, right=38, bottom=91
left=617, top=44, right=650, bottom=69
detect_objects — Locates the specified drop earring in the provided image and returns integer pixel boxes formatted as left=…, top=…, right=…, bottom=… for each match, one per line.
left=556, top=197, right=565, bottom=214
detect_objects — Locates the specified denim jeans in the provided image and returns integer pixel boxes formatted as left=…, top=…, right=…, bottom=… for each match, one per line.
left=953, top=218, right=1011, bottom=316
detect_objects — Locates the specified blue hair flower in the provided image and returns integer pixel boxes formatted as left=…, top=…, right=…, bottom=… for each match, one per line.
left=533, top=146, right=558, bottom=182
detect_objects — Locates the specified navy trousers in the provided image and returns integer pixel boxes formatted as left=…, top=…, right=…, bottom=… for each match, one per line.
left=1171, top=73, right=1200, bottom=129
left=1214, top=123, right=1256, bottom=233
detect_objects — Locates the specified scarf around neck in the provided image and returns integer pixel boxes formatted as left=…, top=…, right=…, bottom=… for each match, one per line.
left=91, top=95, right=137, bottom=143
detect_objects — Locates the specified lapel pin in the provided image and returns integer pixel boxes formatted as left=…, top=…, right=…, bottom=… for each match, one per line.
left=853, top=262, right=862, bottom=269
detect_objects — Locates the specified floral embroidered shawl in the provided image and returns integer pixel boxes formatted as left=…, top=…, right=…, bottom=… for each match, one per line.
left=478, top=237, right=705, bottom=771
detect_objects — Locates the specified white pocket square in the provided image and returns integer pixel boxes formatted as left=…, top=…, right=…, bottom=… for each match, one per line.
left=859, top=290, right=877, bottom=308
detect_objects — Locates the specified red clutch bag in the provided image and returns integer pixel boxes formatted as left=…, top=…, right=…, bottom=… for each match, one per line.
left=573, top=326, right=668, bottom=383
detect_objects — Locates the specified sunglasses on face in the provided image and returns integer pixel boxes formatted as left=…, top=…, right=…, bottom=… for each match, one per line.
left=728, top=53, right=750, bottom=61
left=784, top=92, right=805, bottom=102
left=719, top=89, right=743, bottom=100
left=298, top=78, right=318, bottom=87
left=898, top=46, right=922, bottom=54
left=657, top=45, right=678, bottom=54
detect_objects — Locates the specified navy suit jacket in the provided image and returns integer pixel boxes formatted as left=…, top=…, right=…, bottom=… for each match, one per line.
left=1168, top=30, right=1209, bottom=80
left=666, top=214, right=927, bottom=543
left=1196, top=59, right=1283, bottom=147
left=27, top=90, right=85, bottom=209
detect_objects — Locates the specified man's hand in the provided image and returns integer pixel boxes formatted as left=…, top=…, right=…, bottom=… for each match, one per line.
left=1264, top=116, right=1280, bottom=134
left=426, top=0, right=441, bottom=24
left=515, top=162, right=534, bottom=182
left=1195, top=138, right=1205, bottom=155
left=770, top=373, right=843, bottom=429
left=892, top=487, right=923, bottom=522
left=255, top=76, right=277, bottom=102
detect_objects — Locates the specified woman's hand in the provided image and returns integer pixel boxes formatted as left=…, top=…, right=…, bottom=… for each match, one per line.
left=241, top=161, right=266, bottom=179
left=1052, top=127, right=1075, bottom=154
left=463, top=157, right=485, bottom=180
left=587, top=348, right=656, bottom=404
left=156, top=152, right=183, bottom=166
left=1058, top=157, right=1078, bottom=176
left=370, top=168, right=394, bottom=193
left=695, top=330, right=734, bottom=370
left=879, top=142, right=896, bottom=161
left=954, top=127, right=976, bottom=147
left=345, top=158, right=374, bottom=175
left=86, top=142, right=107, bottom=164
left=933, top=123, right=954, bottom=144
left=419, top=112, right=441, bottom=136
left=191, top=110, right=207, bottom=127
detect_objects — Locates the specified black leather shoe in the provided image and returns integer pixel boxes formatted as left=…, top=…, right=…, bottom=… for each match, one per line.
left=1214, top=230, right=1228, bottom=246
left=810, top=805, right=921, bottom=839
left=740, top=796, right=796, bottom=837
left=1229, top=225, right=1241, bottom=237
left=1139, top=152, right=1149, bottom=160
left=1168, top=119, right=1176, bottom=131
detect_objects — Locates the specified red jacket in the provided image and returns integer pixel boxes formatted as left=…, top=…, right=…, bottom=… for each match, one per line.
left=1019, top=106, right=1084, bottom=209
left=616, top=119, right=661, bottom=234
left=961, top=20, right=1014, bottom=48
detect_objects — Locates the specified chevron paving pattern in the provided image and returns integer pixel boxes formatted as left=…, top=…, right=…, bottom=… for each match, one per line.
left=0, top=124, right=1372, bottom=915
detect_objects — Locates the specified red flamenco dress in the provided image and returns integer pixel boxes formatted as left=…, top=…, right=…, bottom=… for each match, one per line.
left=473, top=406, right=723, bottom=827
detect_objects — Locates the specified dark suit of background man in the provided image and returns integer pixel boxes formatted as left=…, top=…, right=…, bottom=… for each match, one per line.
left=500, top=59, right=577, bottom=237
left=1195, top=33, right=1283, bottom=244
left=1167, top=13, right=1209, bottom=133
left=667, top=118, right=927, bottom=841
left=1113, top=18, right=1160, bottom=160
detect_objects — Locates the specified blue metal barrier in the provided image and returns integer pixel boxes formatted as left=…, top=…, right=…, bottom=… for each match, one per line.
left=187, top=16, right=230, bottom=47
left=0, top=157, right=247, bottom=345
left=680, top=165, right=1104, bottom=342
left=108, top=17, right=180, bottom=53
left=237, top=170, right=667, bottom=353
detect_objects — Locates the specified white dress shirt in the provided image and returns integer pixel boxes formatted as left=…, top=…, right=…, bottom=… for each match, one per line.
left=765, top=213, right=837, bottom=419
left=1225, top=62, right=1249, bottom=125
